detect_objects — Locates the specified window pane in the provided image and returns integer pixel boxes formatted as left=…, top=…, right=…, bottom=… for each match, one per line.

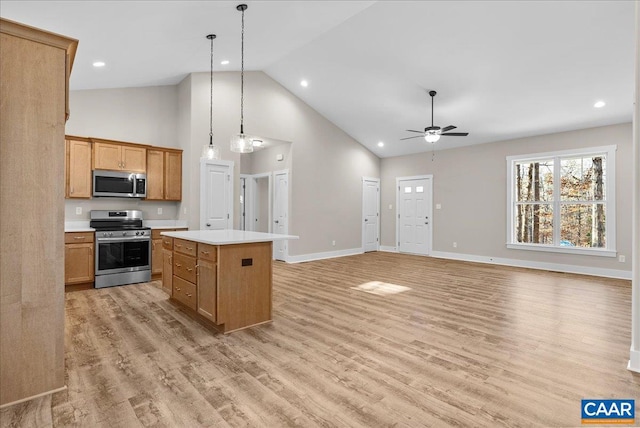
left=515, top=160, right=554, bottom=202
left=514, top=203, right=553, bottom=244
left=560, top=155, right=606, bottom=201
left=560, top=203, right=606, bottom=248
left=404, top=187, right=412, bottom=194
left=416, top=186, right=424, bottom=193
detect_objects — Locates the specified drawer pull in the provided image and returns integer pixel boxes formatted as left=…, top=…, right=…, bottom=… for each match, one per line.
left=201, top=251, right=210, bottom=255
left=186, top=293, right=192, bottom=298
left=186, top=246, right=194, bottom=251
left=186, top=268, right=193, bottom=272
left=175, top=287, right=181, bottom=292
left=175, top=244, right=182, bottom=248
left=73, top=236, right=85, bottom=240
left=175, top=263, right=182, bottom=268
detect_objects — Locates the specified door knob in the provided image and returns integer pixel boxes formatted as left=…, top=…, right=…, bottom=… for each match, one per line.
left=275, top=220, right=279, bottom=224
left=206, top=223, right=211, bottom=227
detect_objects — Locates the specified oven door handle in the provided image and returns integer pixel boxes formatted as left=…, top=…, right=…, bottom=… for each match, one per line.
left=96, top=237, right=151, bottom=243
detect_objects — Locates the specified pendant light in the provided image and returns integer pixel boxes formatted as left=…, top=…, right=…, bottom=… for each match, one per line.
left=230, top=4, right=254, bottom=153
left=201, top=33, right=220, bottom=160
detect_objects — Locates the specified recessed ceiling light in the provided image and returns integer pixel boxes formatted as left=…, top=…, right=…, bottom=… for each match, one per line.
left=594, top=101, right=606, bottom=108
left=92, top=61, right=106, bottom=67
left=377, top=141, right=384, bottom=147
left=221, top=60, right=229, bottom=65
left=300, top=80, right=308, bottom=87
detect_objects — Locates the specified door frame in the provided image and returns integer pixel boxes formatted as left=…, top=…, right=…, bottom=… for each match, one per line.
left=200, top=159, right=234, bottom=230
left=242, top=172, right=272, bottom=233
left=395, top=174, right=433, bottom=255
left=362, top=177, right=380, bottom=252
left=273, top=169, right=289, bottom=261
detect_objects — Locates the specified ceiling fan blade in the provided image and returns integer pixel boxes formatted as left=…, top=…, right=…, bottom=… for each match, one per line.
left=441, top=132, right=469, bottom=136
left=440, top=125, right=456, bottom=133
left=405, top=130, right=424, bottom=133
left=400, top=135, right=425, bottom=141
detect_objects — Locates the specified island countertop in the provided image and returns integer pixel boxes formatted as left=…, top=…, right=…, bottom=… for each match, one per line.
left=160, top=229, right=299, bottom=245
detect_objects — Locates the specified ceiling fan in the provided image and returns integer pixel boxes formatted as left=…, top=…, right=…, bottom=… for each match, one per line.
left=402, top=90, right=469, bottom=143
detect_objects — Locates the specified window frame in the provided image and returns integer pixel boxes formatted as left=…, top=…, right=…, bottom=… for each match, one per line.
left=506, top=145, right=617, bottom=257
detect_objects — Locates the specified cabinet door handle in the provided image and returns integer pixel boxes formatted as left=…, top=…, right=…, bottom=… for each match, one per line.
left=175, top=263, right=182, bottom=268
left=175, top=244, right=182, bottom=248
left=175, top=287, right=181, bottom=292
left=186, top=293, right=192, bottom=298
left=195, top=265, right=200, bottom=276
left=186, top=268, right=193, bottom=272
left=201, top=251, right=209, bottom=255
left=70, top=186, right=74, bottom=194
left=186, top=247, right=193, bottom=251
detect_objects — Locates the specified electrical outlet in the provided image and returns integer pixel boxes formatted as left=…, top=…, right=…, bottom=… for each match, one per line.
left=332, top=240, right=336, bottom=246
left=183, top=207, right=187, bottom=214
left=75, top=207, right=82, bottom=215
left=436, top=204, right=442, bottom=210
left=619, top=255, right=625, bottom=263
left=388, top=204, right=392, bottom=210
left=453, top=242, right=457, bottom=248
left=157, top=207, right=163, bottom=215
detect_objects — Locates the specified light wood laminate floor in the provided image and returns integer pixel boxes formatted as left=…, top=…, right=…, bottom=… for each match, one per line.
left=2, top=252, right=639, bottom=427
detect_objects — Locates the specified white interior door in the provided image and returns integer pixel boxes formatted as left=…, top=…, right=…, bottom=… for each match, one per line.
left=273, top=170, right=289, bottom=260
left=397, top=176, right=432, bottom=255
left=200, top=160, right=233, bottom=230
left=362, top=177, right=380, bottom=252
left=239, top=176, right=247, bottom=230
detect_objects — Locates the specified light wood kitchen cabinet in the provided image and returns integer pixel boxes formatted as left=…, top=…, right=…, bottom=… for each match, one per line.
left=146, top=148, right=182, bottom=201
left=65, top=136, right=92, bottom=198
left=197, top=258, right=217, bottom=323
left=162, top=249, right=173, bottom=295
left=1, top=17, right=77, bottom=406
left=164, top=150, right=182, bottom=201
left=152, top=228, right=187, bottom=283
left=64, top=232, right=94, bottom=285
left=93, top=140, right=146, bottom=172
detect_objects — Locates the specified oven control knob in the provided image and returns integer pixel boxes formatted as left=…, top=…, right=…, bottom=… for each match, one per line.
left=136, top=231, right=140, bottom=236
left=109, top=232, right=113, bottom=237
left=103, top=232, right=107, bottom=237
left=122, top=231, right=127, bottom=236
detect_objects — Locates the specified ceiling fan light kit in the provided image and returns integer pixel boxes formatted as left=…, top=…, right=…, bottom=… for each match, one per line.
left=401, top=90, right=469, bottom=144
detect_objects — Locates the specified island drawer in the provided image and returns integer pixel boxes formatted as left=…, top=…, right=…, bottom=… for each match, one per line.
left=174, top=253, right=197, bottom=283
left=162, top=237, right=173, bottom=250
left=174, top=238, right=197, bottom=257
left=198, top=243, right=217, bottom=262
left=172, top=276, right=196, bottom=310
left=65, top=232, right=94, bottom=244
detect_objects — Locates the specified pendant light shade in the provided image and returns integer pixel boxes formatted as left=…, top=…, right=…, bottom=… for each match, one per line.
left=201, top=33, right=220, bottom=160
left=230, top=4, right=254, bottom=154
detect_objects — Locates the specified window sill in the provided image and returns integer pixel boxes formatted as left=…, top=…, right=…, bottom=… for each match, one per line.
left=506, top=243, right=616, bottom=257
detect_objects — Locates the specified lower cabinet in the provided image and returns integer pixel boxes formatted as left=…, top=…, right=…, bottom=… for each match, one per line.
left=64, top=232, right=94, bottom=286
left=162, top=248, right=173, bottom=295
left=152, top=228, right=187, bottom=282
left=172, top=242, right=218, bottom=323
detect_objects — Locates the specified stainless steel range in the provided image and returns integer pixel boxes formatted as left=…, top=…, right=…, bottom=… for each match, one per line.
left=90, top=210, right=151, bottom=288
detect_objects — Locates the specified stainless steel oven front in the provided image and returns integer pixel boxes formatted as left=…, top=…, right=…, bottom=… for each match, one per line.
left=94, top=230, right=151, bottom=288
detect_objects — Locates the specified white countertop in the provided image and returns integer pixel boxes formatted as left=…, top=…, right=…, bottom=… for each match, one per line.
left=161, top=229, right=299, bottom=245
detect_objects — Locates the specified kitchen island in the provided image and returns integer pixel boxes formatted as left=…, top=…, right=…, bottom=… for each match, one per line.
left=160, top=230, right=298, bottom=333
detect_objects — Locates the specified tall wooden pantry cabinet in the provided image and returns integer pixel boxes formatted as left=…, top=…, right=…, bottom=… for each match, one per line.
left=0, top=18, right=78, bottom=407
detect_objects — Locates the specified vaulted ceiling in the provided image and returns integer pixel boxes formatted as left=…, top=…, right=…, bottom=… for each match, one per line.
left=2, top=1, right=635, bottom=158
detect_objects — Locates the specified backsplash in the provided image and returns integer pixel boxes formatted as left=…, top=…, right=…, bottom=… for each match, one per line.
left=65, top=199, right=180, bottom=220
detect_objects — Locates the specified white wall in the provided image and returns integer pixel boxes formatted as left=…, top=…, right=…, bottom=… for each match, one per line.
left=65, top=85, right=180, bottom=220
left=381, top=123, right=633, bottom=276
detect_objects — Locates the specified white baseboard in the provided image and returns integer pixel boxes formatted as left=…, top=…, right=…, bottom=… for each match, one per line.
left=0, top=385, right=66, bottom=409
left=379, top=246, right=398, bottom=253
left=287, top=248, right=363, bottom=264
left=431, top=251, right=632, bottom=280
left=629, top=348, right=640, bottom=373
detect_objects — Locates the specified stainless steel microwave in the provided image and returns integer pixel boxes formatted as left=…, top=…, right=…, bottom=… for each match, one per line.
left=93, top=170, right=146, bottom=198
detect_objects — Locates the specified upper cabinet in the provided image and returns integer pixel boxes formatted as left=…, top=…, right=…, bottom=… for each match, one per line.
left=65, top=136, right=92, bottom=198
left=146, top=148, right=182, bottom=201
left=93, top=140, right=146, bottom=173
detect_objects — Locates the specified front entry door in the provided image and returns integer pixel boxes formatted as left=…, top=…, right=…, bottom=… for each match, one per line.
left=200, top=160, right=233, bottom=230
left=397, top=177, right=432, bottom=255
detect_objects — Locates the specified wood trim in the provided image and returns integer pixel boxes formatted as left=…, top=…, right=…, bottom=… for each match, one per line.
left=0, top=386, right=66, bottom=410
left=0, top=19, right=78, bottom=60
left=89, top=137, right=149, bottom=150
left=64, top=135, right=92, bottom=142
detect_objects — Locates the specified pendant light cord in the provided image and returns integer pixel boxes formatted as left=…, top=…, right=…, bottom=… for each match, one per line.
left=240, top=5, right=245, bottom=135
left=209, top=35, right=214, bottom=145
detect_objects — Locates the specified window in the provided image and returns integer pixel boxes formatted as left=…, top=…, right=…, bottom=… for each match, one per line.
left=506, top=145, right=616, bottom=257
